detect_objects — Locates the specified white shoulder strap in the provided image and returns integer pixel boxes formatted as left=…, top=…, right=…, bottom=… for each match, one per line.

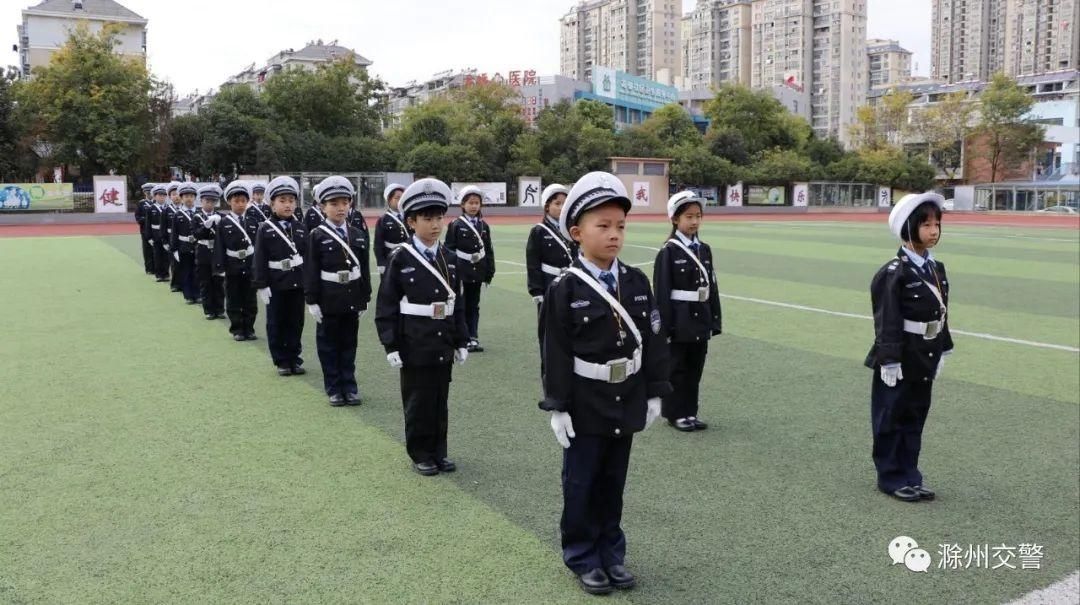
left=226, top=214, right=253, bottom=246
left=399, top=243, right=455, bottom=298
left=386, top=212, right=407, bottom=232
left=565, top=267, right=642, bottom=347
left=458, top=216, right=486, bottom=249
left=666, top=238, right=710, bottom=287
left=538, top=222, right=571, bottom=260
left=318, top=224, right=362, bottom=268
left=265, top=219, right=299, bottom=256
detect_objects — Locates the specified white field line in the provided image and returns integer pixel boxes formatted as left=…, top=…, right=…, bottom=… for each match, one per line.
left=1006, top=571, right=1079, bottom=605
left=492, top=241, right=1080, bottom=354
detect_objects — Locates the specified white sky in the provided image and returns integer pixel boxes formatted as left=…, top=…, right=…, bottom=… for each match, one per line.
left=2, top=0, right=932, bottom=96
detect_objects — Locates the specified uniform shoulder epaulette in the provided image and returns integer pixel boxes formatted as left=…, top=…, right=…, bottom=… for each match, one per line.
left=886, top=260, right=900, bottom=272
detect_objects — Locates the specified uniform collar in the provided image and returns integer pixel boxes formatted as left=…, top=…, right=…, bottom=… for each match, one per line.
left=326, top=218, right=347, bottom=231
left=412, top=235, right=439, bottom=257
left=674, top=230, right=698, bottom=246
left=899, top=246, right=935, bottom=269
left=578, top=254, right=620, bottom=281
left=544, top=215, right=560, bottom=230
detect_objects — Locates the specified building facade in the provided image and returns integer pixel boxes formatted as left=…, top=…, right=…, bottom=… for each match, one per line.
left=867, top=38, right=913, bottom=89
left=559, top=0, right=682, bottom=82
left=17, top=0, right=147, bottom=78
left=679, top=0, right=753, bottom=91
left=224, top=40, right=372, bottom=92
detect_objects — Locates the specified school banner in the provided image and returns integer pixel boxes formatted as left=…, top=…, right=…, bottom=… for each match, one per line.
left=792, top=183, right=809, bottom=207
left=631, top=182, right=651, bottom=206
left=725, top=182, right=744, bottom=207
left=450, top=182, right=508, bottom=205
left=0, top=183, right=74, bottom=211
left=518, top=177, right=542, bottom=207
left=94, top=176, right=128, bottom=213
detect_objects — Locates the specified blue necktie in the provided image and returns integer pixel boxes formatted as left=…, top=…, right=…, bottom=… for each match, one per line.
left=599, top=271, right=616, bottom=295
left=337, top=226, right=347, bottom=240
left=689, top=241, right=700, bottom=255
left=424, top=249, right=436, bottom=263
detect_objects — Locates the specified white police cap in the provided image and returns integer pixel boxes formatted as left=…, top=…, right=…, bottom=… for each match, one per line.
left=251, top=181, right=266, bottom=194
left=383, top=183, right=406, bottom=202
left=140, top=182, right=154, bottom=192
left=315, top=176, right=355, bottom=205
left=667, top=190, right=706, bottom=219
left=178, top=182, right=198, bottom=197
left=542, top=184, right=568, bottom=206
left=167, top=181, right=182, bottom=193
left=198, top=184, right=223, bottom=199
left=457, top=185, right=484, bottom=204
left=559, top=171, right=632, bottom=240
left=151, top=183, right=168, bottom=196
left=400, top=178, right=452, bottom=216
left=266, top=176, right=300, bottom=201
left=889, top=192, right=945, bottom=240
left=224, top=180, right=250, bottom=200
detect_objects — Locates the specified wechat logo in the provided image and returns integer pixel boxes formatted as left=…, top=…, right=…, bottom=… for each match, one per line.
left=889, top=536, right=931, bottom=573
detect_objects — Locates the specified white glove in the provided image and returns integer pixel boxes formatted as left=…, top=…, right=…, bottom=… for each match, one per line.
left=387, top=351, right=403, bottom=369
left=377, top=266, right=385, bottom=275
left=455, top=347, right=468, bottom=364
left=935, top=356, right=945, bottom=380
left=257, top=288, right=271, bottom=305
left=550, top=411, right=575, bottom=449
left=214, top=272, right=225, bottom=278
left=173, top=251, right=179, bottom=261
left=532, top=295, right=544, bottom=305
left=307, top=304, right=323, bottom=323
left=205, top=214, right=221, bottom=227
left=880, top=363, right=903, bottom=387
left=645, top=397, right=661, bottom=429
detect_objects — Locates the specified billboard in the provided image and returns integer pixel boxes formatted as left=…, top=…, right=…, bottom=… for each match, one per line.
left=450, top=182, right=508, bottom=206
left=518, top=177, right=542, bottom=207
left=94, top=176, right=128, bottom=213
left=591, top=66, right=679, bottom=108
left=0, top=183, right=74, bottom=211
left=747, top=185, right=786, bottom=206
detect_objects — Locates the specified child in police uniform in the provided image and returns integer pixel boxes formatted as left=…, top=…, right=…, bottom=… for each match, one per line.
left=148, top=184, right=170, bottom=282
left=374, top=183, right=410, bottom=276
left=253, top=177, right=309, bottom=376
left=866, top=192, right=953, bottom=503
left=213, top=181, right=260, bottom=341
left=652, top=191, right=722, bottom=432
left=163, top=181, right=181, bottom=291
left=303, top=176, right=372, bottom=406
left=245, top=181, right=270, bottom=224
left=375, top=178, right=469, bottom=476
left=169, top=182, right=201, bottom=304
left=444, top=186, right=495, bottom=352
left=539, top=171, right=670, bottom=595
left=195, top=184, right=225, bottom=320
left=136, top=183, right=155, bottom=275
left=526, top=184, right=575, bottom=307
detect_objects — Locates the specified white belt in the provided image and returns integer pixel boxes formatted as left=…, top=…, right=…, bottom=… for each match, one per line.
left=150, top=224, right=161, bottom=230
left=268, top=255, right=304, bottom=271
left=541, top=263, right=563, bottom=276
left=573, top=348, right=643, bottom=384
left=197, top=239, right=213, bottom=248
left=455, top=248, right=486, bottom=263
left=399, top=297, right=455, bottom=319
left=384, top=241, right=402, bottom=250
left=904, top=319, right=943, bottom=340
left=225, top=246, right=254, bottom=259
left=177, top=235, right=194, bottom=243
left=320, top=268, right=362, bottom=284
left=671, top=287, right=710, bottom=302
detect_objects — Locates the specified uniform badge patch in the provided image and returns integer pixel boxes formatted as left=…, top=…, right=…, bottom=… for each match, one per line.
left=634, top=295, right=648, bottom=302
left=571, top=300, right=591, bottom=309
left=401, top=267, right=416, bottom=273
left=650, top=309, right=662, bottom=334
left=674, top=259, right=688, bottom=264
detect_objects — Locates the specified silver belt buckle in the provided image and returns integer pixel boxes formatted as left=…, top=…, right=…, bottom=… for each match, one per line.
left=924, top=320, right=940, bottom=340
left=607, top=360, right=628, bottom=384
left=337, top=270, right=351, bottom=284
left=237, top=249, right=247, bottom=259
left=280, top=258, right=292, bottom=270
left=432, top=302, right=447, bottom=320
left=471, top=253, right=481, bottom=263
left=697, top=287, right=709, bottom=302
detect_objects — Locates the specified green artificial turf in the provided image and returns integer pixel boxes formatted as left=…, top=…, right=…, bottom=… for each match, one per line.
left=1, top=217, right=1076, bottom=604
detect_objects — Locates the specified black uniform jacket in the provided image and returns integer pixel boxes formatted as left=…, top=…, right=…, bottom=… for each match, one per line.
left=252, top=216, right=308, bottom=292
left=525, top=217, right=577, bottom=297
left=193, top=209, right=218, bottom=266
left=147, top=204, right=164, bottom=245
left=375, top=242, right=469, bottom=367
left=212, top=212, right=259, bottom=277
left=169, top=208, right=197, bottom=256
left=865, top=249, right=954, bottom=381
left=303, top=206, right=326, bottom=232
left=373, top=211, right=411, bottom=270
left=303, top=221, right=372, bottom=315
left=444, top=215, right=496, bottom=284
left=652, top=238, right=722, bottom=344
left=160, top=204, right=177, bottom=250
left=539, top=259, right=672, bottom=437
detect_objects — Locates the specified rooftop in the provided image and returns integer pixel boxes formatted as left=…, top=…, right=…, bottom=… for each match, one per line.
left=24, top=0, right=146, bottom=22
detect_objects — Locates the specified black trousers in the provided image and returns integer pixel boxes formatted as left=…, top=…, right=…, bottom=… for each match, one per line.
left=153, top=241, right=170, bottom=279
left=266, top=288, right=305, bottom=368
left=561, top=434, right=633, bottom=574
left=662, top=341, right=709, bottom=420
left=169, top=247, right=181, bottom=289
left=871, top=372, right=934, bottom=492
left=140, top=232, right=154, bottom=273
left=316, top=312, right=358, bottom=396
left=225, top=274, right=257, bottom=336
left=197, top=263, right=224, bottom=315
left=461, top=281, right=483, bottom=340
left=177, top=252, right=199, bottom=302
left=400, top=363, right=452, bottom=463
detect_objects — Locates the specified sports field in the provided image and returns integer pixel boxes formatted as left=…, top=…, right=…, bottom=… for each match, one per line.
left=1, top=216, right=1077, bottom=604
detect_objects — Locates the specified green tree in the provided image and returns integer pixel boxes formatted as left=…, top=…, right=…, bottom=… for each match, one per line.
left=974, top=73, right=1045, bottom=183
left=0, top=67, right=22, bottom=181
left=912, top=91, right=976, bottom=180
left=746, top=149, right=816, bottom=185
left=668, top=143, right=742, bottom=187
left=167, top=113, right=207, bottom=176
left=703, top=84, right=810, bottom=157
left=638, top=103, right=701, bottom=150
left=262, top=57, right=386, bottom=138
left=509, top=100, right=616, bottom=185
left=851, top=89, right=915, bottom=150
left=199, top=85, right=273, bottom=176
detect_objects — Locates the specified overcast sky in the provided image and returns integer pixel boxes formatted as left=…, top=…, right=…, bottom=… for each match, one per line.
left=2, top=0, right=932, bottom=95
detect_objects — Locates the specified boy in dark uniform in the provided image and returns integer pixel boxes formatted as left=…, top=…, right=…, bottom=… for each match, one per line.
left=303, top=188, right=327, bottom=232
left=303, top=176, right=372, bottom=406
left=443, top=185, right=495, bottom=352
left=169, top=182, right=201, bottom=304
left=214, top=181, right=260, bottom=341
left=195, top=184, right=225, bottom=320
left=136, top=182, right=155, bottom=275
left=245, top=181, right=270, bottom=224
left=652, top=191, right=722, bottom=432
left=866, top=192, right=953, bottom=503
left=373, top=183, right=410, bottom=276
left=163, top=181, right=181, bottom=292
left=539, top=171, right=671, bottom=595
left=526, top=184, right=575, bottom=306
left=375, top=178, right=469, bottom=476
left=346, top=186, right=370, bottom=241
left=148, top=184, right=170, bottom=282
left=253, top=176, right=309, bottom=376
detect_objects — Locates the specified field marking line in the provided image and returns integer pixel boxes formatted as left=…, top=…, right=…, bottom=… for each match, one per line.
left=1006, top=570, right=1079, bottom=605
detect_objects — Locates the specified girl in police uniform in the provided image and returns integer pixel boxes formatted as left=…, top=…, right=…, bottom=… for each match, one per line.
left=525, top=184, right=576, bottom=306
left=865, top=192, right=953, bottom=502
left=444, top=186, right=495, bottom=352
left=652, top=192, right=722, bottom=432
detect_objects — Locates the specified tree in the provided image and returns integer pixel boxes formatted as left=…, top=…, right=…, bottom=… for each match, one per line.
left=974, top=73, right=1044, bottom=183
left=668, top=143, right=742, bottom=187
left=703, top=84, right=810, bottom=157
left=198, top=85, right=273, bottom=176
left=0, top=67, right=22, bottom=181
left=911, top=92, right=976, bottom=180
left=509, top=100, right=616, bottom=185
left=167, top=113, right=207, bottom=176
left=638, top=103, right=701, bottom=150
left=745, top=149, right=816, bottom=185
left=15, top=23, right=154, bottom=178
left=262, top=57, right=385, bottom=138
left=851, top=88, right=915, bottom=150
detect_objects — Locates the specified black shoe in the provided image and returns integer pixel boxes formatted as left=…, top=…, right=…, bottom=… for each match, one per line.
left=435, top=458, right=456, bottom=473
left=328, top=394, right=346, bottom=407
left=690, top=417, right=709, bottom=430
left=913, top=485, right=936, bottom=501
left=290, top=365, right=307, bottom=376
left=345, top=392, right=361, bottom=406
left=669, top=418, right=695, bottom=432
left=204, top=314, right=216, bottom=320
left=413, top=461, right=440, bottom=476
left=277, top=366, right=292, bottom=376
left=170, top=287, right=181, bottom=292
left=155, top=277, right=168, bottom=282
left=245, top=333, right=258, bottom=341
left=214, top=313, right=226, bottom=320
left=233, top=333, right=246, bottom=342
left=883, top=486, right=921, bottom=502
left=577, top=569, right=613, bottom=595
left=604, top=565, right=636, bottom=590
left=185, top=299, right=198, bottom=305
left=466, top=340, right=480, bottom=353
left=472, top=340, right=484, bottom=352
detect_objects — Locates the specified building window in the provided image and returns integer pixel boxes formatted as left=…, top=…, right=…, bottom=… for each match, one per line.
left=615, top=161, right=640, bottom=175
left=643, top=162, right=666, bottom=176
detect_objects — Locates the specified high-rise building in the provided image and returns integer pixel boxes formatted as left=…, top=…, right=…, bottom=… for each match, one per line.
left=16, top=0, right=147, bottom=78
left=749, top=0, right=868, bottom=144
left=680, top=0, right=753, bottom=90
left=867, top=38, right=913, bottom=89
left=932, top=0, right=1080, bottom=83
left=559, top=0, right=682, bottom=82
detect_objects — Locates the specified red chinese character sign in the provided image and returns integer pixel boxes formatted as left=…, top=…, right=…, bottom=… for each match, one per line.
left=463, top=68, right=537, bottom=89
left=94, top=175, right=128, bottom=213
left=726, top=182, right=743, bottom=207
left=632, top=182, right=650, bottom=207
